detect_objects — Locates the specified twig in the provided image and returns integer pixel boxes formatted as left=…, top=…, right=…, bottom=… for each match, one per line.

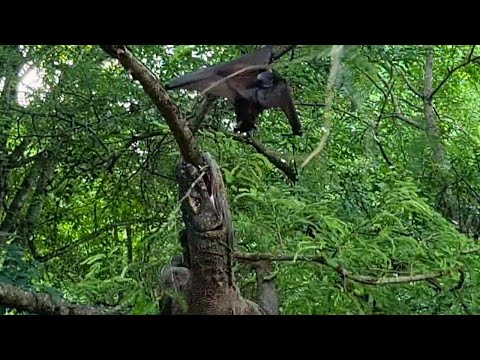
left=177, top=169, right=208, bottom=205
left=430, top=47, right=480, bottom=99
left=394, top=65, right=423, bottom=99
left=272, top=45, right=297, bottom=61
left=363, top=71, right=387, bottom=97
left=387, top=93, right=424, bottom=130
left=373, top=76, right=395, bottom=167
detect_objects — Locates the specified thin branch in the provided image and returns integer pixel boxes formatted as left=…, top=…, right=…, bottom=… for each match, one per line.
left=177, top=169, right=208, bottom=205
left=431, top=48, right=480, bottom=99
left=363, top=71, right=387, bottom=97
left=339, top=269, right=448, bottom=285
left=451, top=163, right=480, bottom=202
left=272, top=45, right=297, bottom=61
left=373, top=76, right=395, bottom=167
left=234, top=252, right=451, bottom=286
left=399, top=97, right=423, bottom=112
left=234, top=251, right=329, bottom=264
left=225, top=132, right=298, bottom=182
left=375, top=139, right=394, bottom=167
left=394, top=65, right=423, bottom=98
left=387, top=93, right=424, bottom=130
left=467, top=45, right=476, bottom=61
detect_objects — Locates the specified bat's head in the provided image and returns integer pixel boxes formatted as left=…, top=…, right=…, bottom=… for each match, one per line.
left=256, top=71, right=275, bottom=89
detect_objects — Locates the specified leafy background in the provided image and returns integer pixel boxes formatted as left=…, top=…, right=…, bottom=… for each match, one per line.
left=1, top=45, right=479, bottom=314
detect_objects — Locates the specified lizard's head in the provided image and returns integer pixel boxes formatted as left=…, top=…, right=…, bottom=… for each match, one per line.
left=176, top=153, right=227, bottom=232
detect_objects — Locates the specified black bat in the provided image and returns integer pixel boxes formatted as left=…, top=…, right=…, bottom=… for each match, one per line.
left=165, top=46, right=302, bottom=136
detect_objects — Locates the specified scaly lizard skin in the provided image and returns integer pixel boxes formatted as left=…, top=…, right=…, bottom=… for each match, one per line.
left=176, top=153, right=234, bottom=286
left=203, top=153, right=235, bottom=286
left=176, top=153, right=235, bottom=314
left=176, top=153, right=267, bottom=315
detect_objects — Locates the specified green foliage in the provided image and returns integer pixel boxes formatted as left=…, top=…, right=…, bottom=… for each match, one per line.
left=1, top=45, right=480, bottom=314
left=0, top=244, right=42, bottom=288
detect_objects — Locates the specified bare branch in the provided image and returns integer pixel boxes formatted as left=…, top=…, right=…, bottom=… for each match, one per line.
left=467, top=45, right=476, bottom=61
left=235, top=251, right=328, bottom=263
left=0, top=282, right=115, bottom=315
left=375, top=139, right=394, bottom=167
left=451, top=163, right=480, bottom=202
left=399, top=97, right=423, bottom=112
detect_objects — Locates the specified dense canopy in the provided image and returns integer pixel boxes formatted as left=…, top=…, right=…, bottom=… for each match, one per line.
left=1, top=45, right=479, bottom=315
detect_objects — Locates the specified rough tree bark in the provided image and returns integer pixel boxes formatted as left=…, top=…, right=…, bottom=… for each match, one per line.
left=0, top=282, right=114, bottom=315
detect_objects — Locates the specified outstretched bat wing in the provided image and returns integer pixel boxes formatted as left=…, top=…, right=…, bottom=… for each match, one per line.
left=165, top=46, right=274, bottom=101
left=257, top=81, right=303, bottom=136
